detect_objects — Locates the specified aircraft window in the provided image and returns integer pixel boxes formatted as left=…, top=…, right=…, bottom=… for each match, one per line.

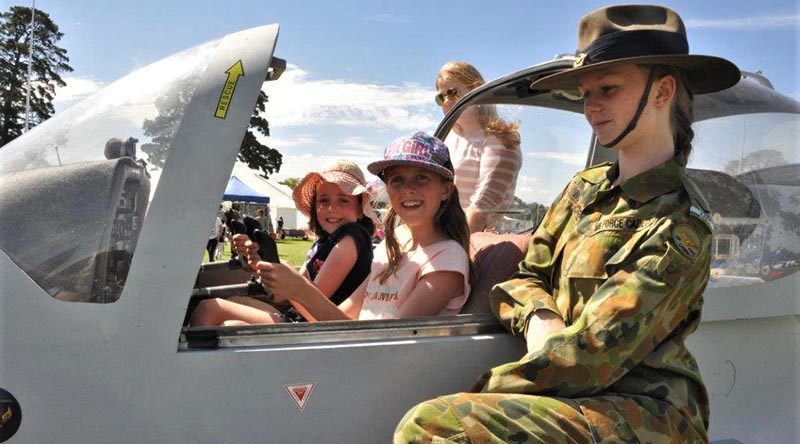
left=181, top=104, right=798, bottom=349
left=0, top=39, right=221, bottom=303
left=690, top=112, right=800, bottom=288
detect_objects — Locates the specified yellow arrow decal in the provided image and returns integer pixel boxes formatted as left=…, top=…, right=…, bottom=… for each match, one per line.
left=214, top=60, right=244, bottom=119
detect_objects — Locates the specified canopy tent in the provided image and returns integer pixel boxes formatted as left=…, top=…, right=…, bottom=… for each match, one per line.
left=223, top=175, right=270, bottom=203
left=226, top=163, right=308, bottom=229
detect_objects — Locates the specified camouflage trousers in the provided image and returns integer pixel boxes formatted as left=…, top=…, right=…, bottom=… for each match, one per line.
left=393, top=392, right=705, bottom=444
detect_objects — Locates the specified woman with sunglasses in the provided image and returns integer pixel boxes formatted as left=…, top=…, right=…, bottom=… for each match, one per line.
left=436, top=61, right=522, bottom=233
left=396, top=5, right=740, bottom=442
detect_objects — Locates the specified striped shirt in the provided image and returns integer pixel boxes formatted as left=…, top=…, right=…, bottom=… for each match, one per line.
left=445, top=130, right=522, bottom=228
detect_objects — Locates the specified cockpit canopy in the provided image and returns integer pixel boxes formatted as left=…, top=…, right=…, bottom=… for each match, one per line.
left=0, top=39, right=221, bottom=302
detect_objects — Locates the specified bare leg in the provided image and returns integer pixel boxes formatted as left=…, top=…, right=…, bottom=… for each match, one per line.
left=190, top=296, right=284, bottom=326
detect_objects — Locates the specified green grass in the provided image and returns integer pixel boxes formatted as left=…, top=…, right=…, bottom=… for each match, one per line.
left=275, top=238, right=314, bottom=266
left=202, top=237, right=314, bottom=267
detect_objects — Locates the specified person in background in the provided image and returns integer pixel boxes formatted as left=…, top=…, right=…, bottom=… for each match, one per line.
left=276, top=216, right=284, bottom=238
left=223, top=205, right=242, bottom=258
left=256, top=206, right=274, bottom=235
left=216, top=221, right=226, bottom=260
left=436, top=61, right=522, bottom=233
left=251, top=132, right=471, bottom=322
left=190, top=160, right=378, bottom=325
left=395, top=5, right=740, bottom=442
left=206, top=212, right=223, bottom=262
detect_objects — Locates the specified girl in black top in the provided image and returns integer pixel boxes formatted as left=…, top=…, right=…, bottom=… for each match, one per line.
left=304, top=222, right=373, bottom=305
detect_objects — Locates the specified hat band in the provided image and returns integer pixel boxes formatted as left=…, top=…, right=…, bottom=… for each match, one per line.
left=575, top=30, right=689, bottom=68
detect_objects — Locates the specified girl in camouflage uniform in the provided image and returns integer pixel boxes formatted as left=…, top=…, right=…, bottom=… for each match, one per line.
left=395, top=5, right=740, bottom=443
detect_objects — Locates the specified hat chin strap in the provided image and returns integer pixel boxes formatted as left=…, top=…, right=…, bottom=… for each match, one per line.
left=604, top=67, right=656, bottom=148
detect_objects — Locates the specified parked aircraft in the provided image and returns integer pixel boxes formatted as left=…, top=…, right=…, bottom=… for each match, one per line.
left=0, top=24, right=797, bottom=443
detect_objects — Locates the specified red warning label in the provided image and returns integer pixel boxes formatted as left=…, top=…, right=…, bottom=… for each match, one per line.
left=284, top=382, right=316, bottom=411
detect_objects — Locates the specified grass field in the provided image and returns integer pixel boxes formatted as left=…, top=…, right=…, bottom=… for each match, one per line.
left=202, top=237, right=314, bottom=267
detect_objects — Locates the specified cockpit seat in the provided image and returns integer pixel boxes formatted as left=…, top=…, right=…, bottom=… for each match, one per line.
left=686, top=168, right=760, bottom=219
left=686, top=168, right=761, bottom=240
left=462, top=232, right=530, bottom=315
left=0, top=157, right=149, bottom=303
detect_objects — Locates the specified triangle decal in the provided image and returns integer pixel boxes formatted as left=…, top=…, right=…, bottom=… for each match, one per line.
left=284, top=382, right=316, bottom=411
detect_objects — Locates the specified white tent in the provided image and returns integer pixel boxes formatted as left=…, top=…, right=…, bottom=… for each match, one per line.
left=229, top=163, right=308, bottom=230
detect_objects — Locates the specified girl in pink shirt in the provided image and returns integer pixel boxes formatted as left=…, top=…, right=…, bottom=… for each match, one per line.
left=436, top=61, right=522, bottom=233
left=253, top=132, right=471, bottom=321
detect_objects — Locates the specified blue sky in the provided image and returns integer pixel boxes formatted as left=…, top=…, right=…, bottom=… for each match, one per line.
left=6, top=0, right=799, bottom=203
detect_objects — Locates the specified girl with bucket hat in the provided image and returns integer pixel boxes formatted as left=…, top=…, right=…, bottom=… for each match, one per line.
left=252, top=132, right=472, bottom=321
left=395, top=5, right=739, bottom=443
left=190, top=160, right=378, bottom=325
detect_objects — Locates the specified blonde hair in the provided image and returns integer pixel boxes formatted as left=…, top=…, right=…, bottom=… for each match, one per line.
left=436, top=61, right=521, bottom=150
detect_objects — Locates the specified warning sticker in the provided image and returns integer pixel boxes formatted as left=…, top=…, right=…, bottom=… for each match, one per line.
left=214, top=60, right=244, bottom=119
left=284, top=382, right=316, bottom=411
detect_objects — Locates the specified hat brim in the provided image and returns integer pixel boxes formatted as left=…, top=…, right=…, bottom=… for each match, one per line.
left=292, top=172, right=323, bottom=217
left=367, top=159, right=454, bottom=181
left=530, top=54, right=740, bottom=95
left=292, top=172, right=380, bottom=228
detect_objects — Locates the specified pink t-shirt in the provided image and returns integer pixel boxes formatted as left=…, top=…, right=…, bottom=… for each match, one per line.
left=359, top=229, right=470, bottom=320
left=445, top=130, right=522, bottom=229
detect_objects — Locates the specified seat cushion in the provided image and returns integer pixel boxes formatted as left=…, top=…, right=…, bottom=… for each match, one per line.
left=463, top=232, right=530, bottom=314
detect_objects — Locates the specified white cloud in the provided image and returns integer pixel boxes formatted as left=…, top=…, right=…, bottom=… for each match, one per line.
left=525, top=151, right=585, bottom=166
left=263, top=135, right=319, bottom=148
left=264, top=64, right=439, bottom=132
left=54, top=77, right=104, bottom=103
left=513, top=173, right=561, bottom=205
left=273, top=152, right=379, bottom=182
left=337, top=136, right=383, bottom=153
left=685, top=14, right=800, bottom=30
left=335, top=148, right=381, bottom=157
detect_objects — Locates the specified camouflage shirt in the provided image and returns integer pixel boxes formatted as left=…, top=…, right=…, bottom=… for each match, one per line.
left=475, top=157, right=713, bottom=438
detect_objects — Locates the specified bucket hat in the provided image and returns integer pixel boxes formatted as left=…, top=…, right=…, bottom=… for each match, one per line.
left=530, top=4, right=740, bottom=94
left=292, top=160, right=379, bottom=226
left=367, top=131, right=454, bottom=181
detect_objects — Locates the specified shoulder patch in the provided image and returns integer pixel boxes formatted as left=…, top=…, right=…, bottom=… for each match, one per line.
left=672, top=224, right=702, bottom=259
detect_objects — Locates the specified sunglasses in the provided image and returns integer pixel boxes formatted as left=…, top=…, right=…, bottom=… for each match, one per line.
left=434, top=88, right=460, bottom=106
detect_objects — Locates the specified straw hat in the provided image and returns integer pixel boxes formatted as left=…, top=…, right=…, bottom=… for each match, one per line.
left=530, top=5, right=740, bottom=94
left=292, top=160, right=379, bottom=225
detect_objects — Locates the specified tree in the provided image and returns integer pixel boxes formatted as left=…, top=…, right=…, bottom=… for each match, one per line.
left=238, top=90, right=282, bottom=178
left=510, top=196, right=549, bottom=229
left=140, top=79, right=196, bottom=170
left=279, top=177, right=301, bottom=190
left=0, top=6, right=72, bottom=147
left=141, top=85, right=282, bottom=178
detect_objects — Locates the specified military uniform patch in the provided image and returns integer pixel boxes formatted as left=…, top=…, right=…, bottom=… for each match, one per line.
left=672, top=224, right=701, bottom=259
left=593, top=217, right=649, bottom=232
